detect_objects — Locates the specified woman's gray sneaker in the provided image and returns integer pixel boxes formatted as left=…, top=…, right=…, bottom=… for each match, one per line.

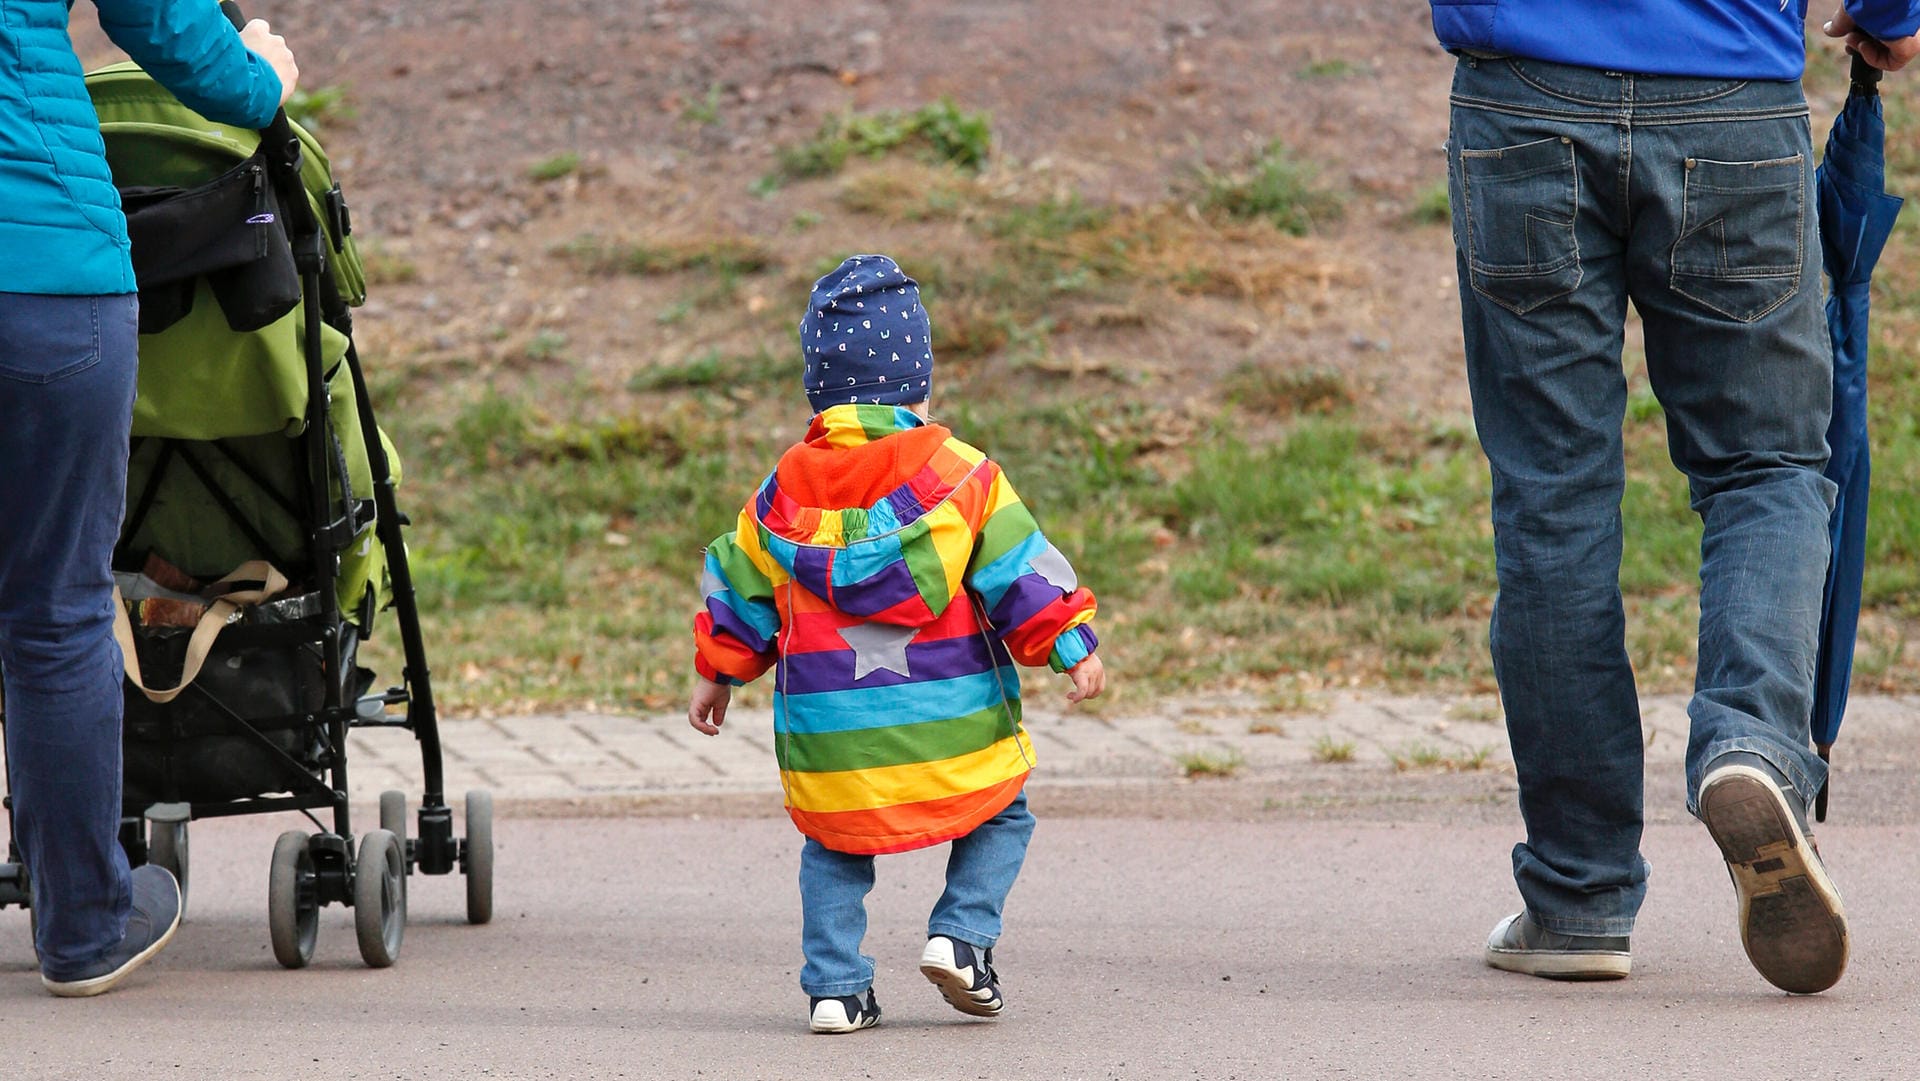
left=808, top=988, right=880, bottom=1034
left=1484, top=912, right=1631, bottom=980
left=920, top=935, right=1004, bottom=1017
left=42, top=864, right=182, bottom=998
left=1698, top=753, right=1849, bottom=995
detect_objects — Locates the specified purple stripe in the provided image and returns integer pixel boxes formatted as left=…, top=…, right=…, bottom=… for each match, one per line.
left=706, top=598, right=773, bottom=653
left=791, top=546, right=836, bottom=599
left=986, top=572, right=1065, bottom=634
left=781, top=632, right=998, bottom=695
left=829, top=559, right=924, bottom=617
left=886, top=484, right=934, bottom=528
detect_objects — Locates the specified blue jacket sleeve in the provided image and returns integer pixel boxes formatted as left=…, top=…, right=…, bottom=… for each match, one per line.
left=1847, top=0, right=1920, bottom=40
left=93, top=0, right=283, bottom=129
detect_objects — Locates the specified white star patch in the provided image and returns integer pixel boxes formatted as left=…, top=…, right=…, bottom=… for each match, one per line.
left=838, top=622, right=917, bottom=680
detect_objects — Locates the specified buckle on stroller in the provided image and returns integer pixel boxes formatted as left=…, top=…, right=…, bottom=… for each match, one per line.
left=324, top=184, right=352, bottom=251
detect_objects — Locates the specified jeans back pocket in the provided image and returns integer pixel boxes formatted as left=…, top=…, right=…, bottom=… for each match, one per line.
left=1670, top=155, right=1805, bottom=323
left=1460, top=136, right=1582, bottom=315
left=0, top=294, right=103, bottom=385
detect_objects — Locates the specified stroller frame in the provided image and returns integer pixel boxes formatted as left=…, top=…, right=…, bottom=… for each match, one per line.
left=1, top=7, right=491, bottom=969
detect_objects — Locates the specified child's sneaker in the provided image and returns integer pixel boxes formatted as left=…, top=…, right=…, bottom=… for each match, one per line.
left=808, top=988, right=880, bottom=1034
left=919, top=935, right=1004, bottom=1017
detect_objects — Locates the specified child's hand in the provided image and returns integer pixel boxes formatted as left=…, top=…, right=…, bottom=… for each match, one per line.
left=1066, top=654, right=1105, bottom=704
left=688, top=677, right=733, bottom=735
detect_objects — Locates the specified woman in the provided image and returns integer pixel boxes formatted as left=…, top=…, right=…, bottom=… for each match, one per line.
left=0, top=0, right=297, bottom=997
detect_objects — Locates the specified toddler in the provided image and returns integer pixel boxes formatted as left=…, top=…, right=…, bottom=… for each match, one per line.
left=688, top=254, right=1105, bottom=1032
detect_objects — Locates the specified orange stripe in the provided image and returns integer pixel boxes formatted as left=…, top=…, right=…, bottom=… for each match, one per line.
left=787, top=773, right=1027, bottom=855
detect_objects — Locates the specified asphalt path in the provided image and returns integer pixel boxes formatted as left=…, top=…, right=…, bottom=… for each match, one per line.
left=2, top=787, right=1917, bottom=1080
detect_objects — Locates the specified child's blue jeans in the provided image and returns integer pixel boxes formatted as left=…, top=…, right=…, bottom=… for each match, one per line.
left=798, top=790, right=1035, bottom=997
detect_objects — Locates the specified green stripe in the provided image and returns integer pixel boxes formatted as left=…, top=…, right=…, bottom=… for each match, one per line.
left=859, top=405, right=901, bottom=443
left=897, top=516, right=954, bottom=609
left=777, top=702, right=1021, bottom=773
left=711, top=533, right=773, bottom=592
left=971, top=499, right=1041, bottom=570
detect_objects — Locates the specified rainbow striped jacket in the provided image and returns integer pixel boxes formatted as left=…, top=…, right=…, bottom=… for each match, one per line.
left=694, top=405, right=1099, bottom=854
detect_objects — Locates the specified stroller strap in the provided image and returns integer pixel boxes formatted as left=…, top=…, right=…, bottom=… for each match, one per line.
left=113, top=560, right=291, bottom=704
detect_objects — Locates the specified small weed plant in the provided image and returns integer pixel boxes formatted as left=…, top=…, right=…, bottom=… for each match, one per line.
left=774, top=99, right=991, bottom=182
left=1195, top=141, right=1344, bottom=236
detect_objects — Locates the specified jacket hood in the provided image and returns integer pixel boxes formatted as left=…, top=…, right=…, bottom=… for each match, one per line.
left=750, top=405, right=988, bottom=627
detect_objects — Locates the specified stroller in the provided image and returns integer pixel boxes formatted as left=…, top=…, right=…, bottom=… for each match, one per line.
left=0, top=13, right=491, bottom=971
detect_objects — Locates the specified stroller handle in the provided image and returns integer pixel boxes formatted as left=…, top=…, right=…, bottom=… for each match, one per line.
left=219, top=1, right=299, bottom=142
left=217, top=2, right=322, bottom=245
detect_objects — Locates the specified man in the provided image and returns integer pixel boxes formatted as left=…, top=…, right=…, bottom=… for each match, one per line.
left=1, top=0, right=296, bottom=996
left=1431, top=0, right=1918, bottom=994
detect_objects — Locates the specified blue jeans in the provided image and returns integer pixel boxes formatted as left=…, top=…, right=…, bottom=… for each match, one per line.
left=0, top=292, right=140, bottom=977
left=798, top=791, right=1035, bottom=997
left=1447, top=59, right=1835, bottom=936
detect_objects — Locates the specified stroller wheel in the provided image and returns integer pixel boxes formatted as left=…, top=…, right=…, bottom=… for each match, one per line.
left=268, top=831, right=319, bottom=969
left=147, top=817, right=189, bottom=915
left=379, top=790, right=408, bottom=843
left=463, top=790, right=494, bottom=926
left=353, top=829, right=406, bottom=968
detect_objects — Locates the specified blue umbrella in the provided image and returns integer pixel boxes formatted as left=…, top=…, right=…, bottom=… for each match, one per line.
left=1811, top=53, right=1905, bottom=822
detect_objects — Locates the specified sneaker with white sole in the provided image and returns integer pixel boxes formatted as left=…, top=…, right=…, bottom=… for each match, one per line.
left=808, top=988, right=880, bottom=1034
left=920, top=935, right=1003, bottom=1017
left=1698, top=752, right=1848, bottom=994
left=41, top=864, right=182, bottom=998
left=1484, top=912, right=1631, bottom=980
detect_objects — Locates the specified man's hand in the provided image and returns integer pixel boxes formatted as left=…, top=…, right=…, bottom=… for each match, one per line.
left=1827, top=8, right=1920, bottom=71
left=239, top=19, right=300, bottom=104
left=1066, top=654, right=1106, bottom=704
left=688, top=677, right=733, bottom=735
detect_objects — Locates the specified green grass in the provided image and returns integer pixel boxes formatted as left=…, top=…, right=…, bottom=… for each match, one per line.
left=1390, top=742, right=1495, bottom=772
left=772, top=99, right=992, bottom=183
left=357, top=159, right=1920, bottom=714
left=1176, top=748, right=1246, bottom=778
left=681, top=83, right=724, bottom=126
left=556, top=236, right=774, bottom=277
left=1409, top=182, right=1451, bottom=226
left=1299, top=59, right=1367, bottom=79
left=285, top=84, right=354, bottom=132
left=1194, top=141, right=1344, bottom=236
left=1310, top=736, right=1356, bottom=763
left=528, top=153, right=581, bottom=182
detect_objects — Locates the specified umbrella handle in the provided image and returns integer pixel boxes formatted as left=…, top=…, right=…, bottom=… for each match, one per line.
left=1851, top=51, right=1883, bottom=96
left=1815, top=744, right=1832, bottom=823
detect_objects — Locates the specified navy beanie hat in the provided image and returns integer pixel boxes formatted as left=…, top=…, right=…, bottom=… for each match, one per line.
left=800, top=254, right=933, bottom=415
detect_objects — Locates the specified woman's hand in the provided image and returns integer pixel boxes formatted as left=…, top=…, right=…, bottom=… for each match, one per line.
left=239, top=19, right=300, bottom=104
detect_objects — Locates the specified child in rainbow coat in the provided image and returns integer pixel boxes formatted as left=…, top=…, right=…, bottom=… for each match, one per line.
left=689, top=254, right=1104, bottom=1033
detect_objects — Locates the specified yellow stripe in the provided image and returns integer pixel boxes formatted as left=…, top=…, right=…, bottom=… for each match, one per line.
left=809, top=508, right=845, bottom=546
left=981, top=469, right=1022, bottom=518
left=735, top=507, right=790, bottom=586
left=784, top=731, right=1035, bottom=813
left=941, top=436, right=987, bottom=470
left=923, top=501, right=976, bottom=598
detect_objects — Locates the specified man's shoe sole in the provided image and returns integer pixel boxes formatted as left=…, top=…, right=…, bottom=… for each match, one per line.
left=41, top=886, right=182, bottom=998
left=919, top=941, right=1002, bottom=1017
left=1699, top=764, right=1849, bottom=995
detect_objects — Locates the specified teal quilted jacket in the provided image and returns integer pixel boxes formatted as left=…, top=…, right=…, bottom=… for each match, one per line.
left=1, top=0, right=281, bottom=295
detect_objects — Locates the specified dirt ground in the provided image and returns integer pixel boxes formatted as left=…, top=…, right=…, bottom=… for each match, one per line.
left=74, top=0, right=1472, bottom=424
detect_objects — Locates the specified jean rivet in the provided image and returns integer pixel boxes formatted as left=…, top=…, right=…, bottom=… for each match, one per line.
left=1561, top=136, right=1572, bottom=145
left=1685, top=158, right=1697, bottom=170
